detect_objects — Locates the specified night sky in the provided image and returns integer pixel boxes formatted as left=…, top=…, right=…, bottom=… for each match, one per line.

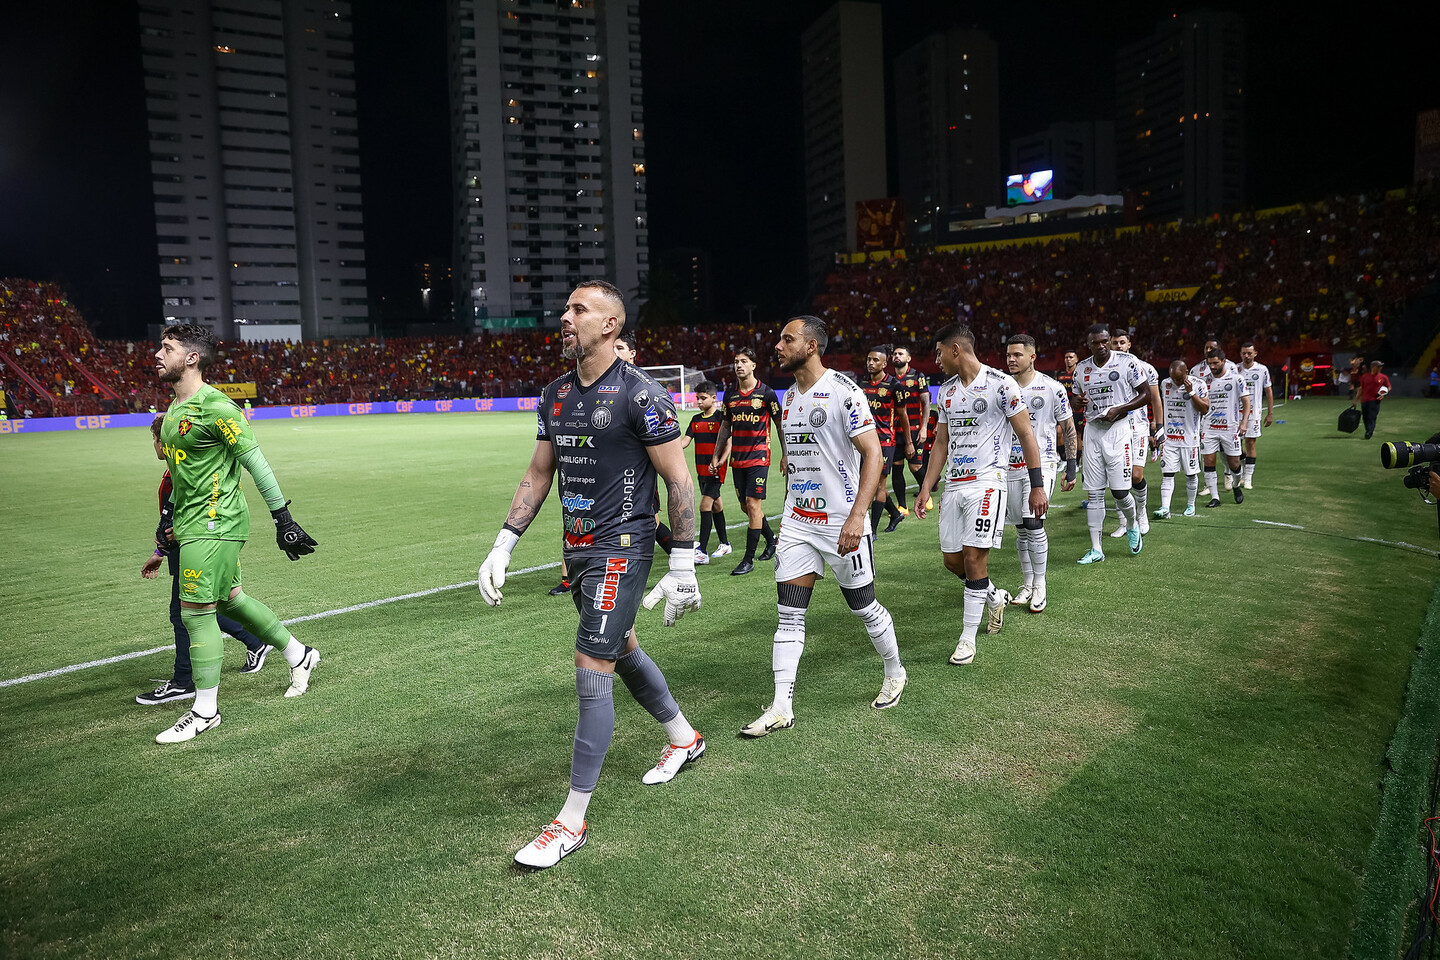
left=0, top=1, right=1428, bottom=339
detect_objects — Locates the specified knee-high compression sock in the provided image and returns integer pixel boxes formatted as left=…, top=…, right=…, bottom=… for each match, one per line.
left=218, top=591, right=305, bottom=666
left=569, top=667, right=615, bottom=799
left=180, top=607, right=225, bottom=694
left=1113, top=490, right=1137, bottom=526
left=870, top=501, right=885, bottom=531
left=215, top=613, right=263, bottom=652
left=655, top=522, right=673, bottom=554
left=615, top=647, right=691, bottom=745
left=1204, top=468, right=1218, bottom=497
left=1160, top=473, right=1176, bottom=514
left=885, top=495, right=902, bottom=521
left=1185, top=473, right=1199, bottom=507
left=1086, top=491, right=1106, bottom=550
left=891, top=461, right=908, bottom=509
left=699, top=512, right=714, bottom=552
left=1243, top=456, right=1256, bottom=484
left=961, top=577, right=989, bottom=644
left=1016, top=528, right=1033, bottom=585
left=773, top=583, right=812, bottom=714
left=1132, top=478, right=1148, bottom=518
left=761, top=519, right=776, bottom=545
left=1029, top=525, right=1049, bottom=584
left=744, top=527, right=761, bottom=562
left=842, top=584, right=902, bottom=678
left=714, top=509, right=730, bottom=544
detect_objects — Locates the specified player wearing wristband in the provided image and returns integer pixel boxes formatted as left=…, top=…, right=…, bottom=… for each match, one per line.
left=1001, top=335, right=1076, bottom=614
left=915, top=323, right=1049, bottom=664
left=1155, top=359, right=1209, bottom=518
left=478, top=280, right=703, bottom=871
left=739, top=315, right=906, bottom=739
left=1070, top=323, right=1149, bottom=563
left=151, top=324, right=319, bottom=744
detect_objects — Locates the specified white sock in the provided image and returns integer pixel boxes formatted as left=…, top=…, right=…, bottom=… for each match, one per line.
left=1115, top=493, right=1137, bottom=526
left=194, top=685, right=218, bottom=717
left=1160, top=475, right=1175, bottom=513
left=961, top=583, right=987, bottom=643
left=1133, top=483, right=1148, bottom=517
left=1186, top=473, right=1199, bottom=507
left=1030, top=527, right=1049, bottom=581
left=1204, top=469, right=1218, bottom=496
left=556, top=788, right=592, bottom=832
left=662, top=710, right=694, bottom=747
left=1243, top=461, right=1255, bottom=483
left=281, top=637, right=305, bottom=667
left=1086, top=491, right=1105, bottom=549
left=1016, top=528, right=1033, bottom=585
left=853, top=600, right=904, bottom=679
left=772, top=605, right=806, bottom=715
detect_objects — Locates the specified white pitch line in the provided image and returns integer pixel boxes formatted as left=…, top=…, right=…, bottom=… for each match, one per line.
left=1253, top=519, right=1305, bottom=529
left=0, top=646, right=175, bottom=689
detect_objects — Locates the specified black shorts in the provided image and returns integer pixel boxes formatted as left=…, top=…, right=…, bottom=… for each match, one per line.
left=569, top=555, right=653, bottom=660
left=900, top=431, right=923, bottom=467
left=732, top=464, right=769, bottom=500
left=879, top=443, right=895, bottom=473
left=699, top=476, right=724, bottom=500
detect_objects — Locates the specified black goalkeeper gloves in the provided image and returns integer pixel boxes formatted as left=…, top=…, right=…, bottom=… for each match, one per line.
left=271, top=501, right=318, bottom=560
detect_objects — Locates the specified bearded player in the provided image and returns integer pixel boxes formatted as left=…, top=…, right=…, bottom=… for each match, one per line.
left=860, top=345, right=911, bottom=534
left=151, top=323, right=320, bottom=744
left=890, top=344, right=929, bottom=518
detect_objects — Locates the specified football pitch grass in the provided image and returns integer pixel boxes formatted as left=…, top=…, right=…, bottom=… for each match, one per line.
left=2, top=397, right=1437, bottom=958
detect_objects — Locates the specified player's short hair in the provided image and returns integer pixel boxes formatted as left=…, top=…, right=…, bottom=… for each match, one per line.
left=161, top=322, right=216, bottom=371
left=1085, top=322, right=1110, bottom=339
left=150, top=415, right=165, bottom=439
left=934, top=322, right=975, bottom=347
left=1006, top=334, right=1036, bottom=351
left=735, top=346, right=758, bottom=363
left=1370, top=360, right=1384, bottom=368
left=1169, top=358, right=1188, bottom=374
left=789, top=315, right=828, bottom=355
left=1206, top=346, right=1227, bottom=360
left=573, top=279, right=626, bottom=330
left=868, top=342, right=892, bottom=358
left=695, top=380, right=718, bottom=396
left=1240, top=340, right=1256, bottom=350
left=614, top=330, right=637, bottom=353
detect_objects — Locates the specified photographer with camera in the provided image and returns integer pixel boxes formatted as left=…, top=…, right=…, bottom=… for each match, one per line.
left=1355, top=360, right=1392, bottom=440
left=1380, top=433, right=1440, bottom=542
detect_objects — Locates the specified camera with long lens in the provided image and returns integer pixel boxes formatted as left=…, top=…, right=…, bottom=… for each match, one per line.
left=1380, top=440, right=1440, bottom=543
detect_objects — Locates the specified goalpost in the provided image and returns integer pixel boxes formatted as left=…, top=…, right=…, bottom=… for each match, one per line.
left=642, top=364, right=704, bottom=410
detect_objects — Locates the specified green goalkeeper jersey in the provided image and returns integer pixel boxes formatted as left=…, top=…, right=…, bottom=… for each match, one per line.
left=161, top=383, right=258, bottom=543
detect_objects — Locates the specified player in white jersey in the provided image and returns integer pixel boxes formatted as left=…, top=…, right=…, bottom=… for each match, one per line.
left=739, top=315, right=907, bottom=739
left=1154, top=359, right=1209, bottom=518
left=1107, top=333, right=1162, bottom=539
left=1194, top=338, right=1240, bottom=495
left=1070, top=323, right=1150, bottom=563
left=1238, top=342, right=1273, bottom=490
left=915, top=322, right=1048, bottom=665
left=1002, top=334, right=1077, bottom=614
left=1200, top=346, right=1251, bottom=508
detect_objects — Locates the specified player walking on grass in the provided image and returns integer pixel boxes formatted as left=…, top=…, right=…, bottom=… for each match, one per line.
left=479, top=280, right=703, bottom=870
left=1201, top=347, right=1251, bottom=508
left=714, top=348, right=782, bottom=575
left=151, top=324, right=320, bottom=744
left=137, top=416, right=269, bottom=707
left=740, top=316, right=907, bottom=738
left=1154, top=360, right=1209, bottom=518
left=1001, top=335, right=1076, bottom=614
left=915, top=323, right=1048, bottom=665
left=890, top=345, right=929, bottom=519
left=1238, top=342, right=1273, bottom=489
left=1107, top=333, right=1161, bottom=541
left=1071, top=323, right=1149, bottom=564
left=860, top=346, right=911, bottom=534
left=681, top=381, right=731, bottom=563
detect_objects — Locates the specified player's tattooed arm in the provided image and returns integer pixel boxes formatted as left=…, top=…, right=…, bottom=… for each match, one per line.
left=1060, top=417, right=1079, bottom=462
left=648, top=438, right=697, bottom=542
left=502, top=440, right=557, bottom=535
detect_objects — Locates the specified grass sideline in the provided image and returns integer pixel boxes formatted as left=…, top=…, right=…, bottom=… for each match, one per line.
left=1, top=396, right=1438, bottom=958
left=1349, top=578, right=1440, bottom=960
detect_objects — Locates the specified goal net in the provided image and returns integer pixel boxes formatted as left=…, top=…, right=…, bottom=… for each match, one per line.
left=642, top=364, right=705, bottom=410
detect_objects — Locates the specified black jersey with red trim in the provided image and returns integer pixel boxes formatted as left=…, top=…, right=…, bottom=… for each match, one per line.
left=896, top=367, right=928, bottom=438
left=537, top=358, right=681, bottom=559
left=922, top=408, right=939, bottom=454
left=722, top=383, right=782, bottom=468
left=1056, top=368, right=1084, bottom=427
left=685, top=409, right=727, bottom=481
left=860, top=374, right=907, bottom=446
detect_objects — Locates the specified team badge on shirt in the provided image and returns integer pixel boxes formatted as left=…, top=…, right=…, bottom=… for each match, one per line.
left=809, top=408, right=827, bottom=427
left=177, top=418, right=193, bottom=437
left=591, top=407, right=612, bottom=429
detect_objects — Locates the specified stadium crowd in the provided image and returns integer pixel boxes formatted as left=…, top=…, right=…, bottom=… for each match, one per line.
left=2, top=192, right=1435, bottom=417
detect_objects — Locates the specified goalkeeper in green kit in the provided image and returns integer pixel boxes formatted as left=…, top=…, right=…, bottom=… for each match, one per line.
left=151, top=323, right=320, bottom=744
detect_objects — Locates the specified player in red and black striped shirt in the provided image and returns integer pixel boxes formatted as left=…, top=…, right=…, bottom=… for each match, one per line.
left=682, top=381, right=732, bottom=563
left=715, top=347, right=783, bottom=575
left=860, top=346, right=911, bottom=534
left=890, top=345, right=929, bottom=521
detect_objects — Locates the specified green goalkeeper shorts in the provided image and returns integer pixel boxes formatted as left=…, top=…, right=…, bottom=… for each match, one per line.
left=177, top=539, right=243, bottom=605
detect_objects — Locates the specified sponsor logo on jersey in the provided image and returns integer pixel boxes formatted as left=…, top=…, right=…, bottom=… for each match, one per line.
left=809, top=408, right=827, bottom=427
left=980, top=489, right=995, bottom=516
left=598, top=385, right=620, bottom=393
left=561, top=493, right=595, bottom=512
left=552, top=403, right=563, bottom=416
left=953, top=416, right=979, bottom=427
left=643, top=407, right=661, bottom=434
left=790, top=478, right=822, bottom=494
left=594, top=557, right=629, bottom=612
left=792, top=505, right=828, bottom=524
left=634, top=390, right=649, bottom=407
left=812, top=392, right=829, bottom=399
left=591, top=407, right=612, bottom=429
left=553, top=434, right=595, bottom=447
left=786, top=432, right=818, bottom=444
left=558, top=382, right=572, bottom=398
left=794, top=496, right=826, bottom=510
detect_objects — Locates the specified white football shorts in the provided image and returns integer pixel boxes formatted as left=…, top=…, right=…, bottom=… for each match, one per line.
left=1005, top=467, right=1055, bottom=525
left=1082, top=422, right=1134, bottom=492
left=939, top=480, right=1007, bottom=552
left=1160, top=442, right=1200, bottom=475
left=1201, top=430, right=1242, bottom=458
left=773, top=524, right=875, bottom=589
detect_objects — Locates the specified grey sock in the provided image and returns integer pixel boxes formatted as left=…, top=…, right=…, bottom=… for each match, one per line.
left=571, top=668, right=615, bottom=793
left=615, top=647, right=679, bottom=724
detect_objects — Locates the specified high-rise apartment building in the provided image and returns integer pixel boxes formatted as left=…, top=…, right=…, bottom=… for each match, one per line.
left=1115, top=10, right=1245, bottom=221
left=1010, top=121, right=1116, bottom=199
left=449, top=0, right=646, bottom=327
left=894, top=28, right=999, bottom=243
left=802, top=1, right=886, bottom=281
left=138, top=0, right=369, bottom=341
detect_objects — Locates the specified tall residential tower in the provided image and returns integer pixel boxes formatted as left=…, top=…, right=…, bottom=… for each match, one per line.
left=449, top=0, right=647, bottom=327
left=138, top=0, right=369, bottom=341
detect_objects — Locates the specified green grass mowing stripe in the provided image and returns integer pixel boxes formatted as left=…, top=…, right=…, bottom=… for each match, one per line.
left=1349, top=579, right=1440, bottom=960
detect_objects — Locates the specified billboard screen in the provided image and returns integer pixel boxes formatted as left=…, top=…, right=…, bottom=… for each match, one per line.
left=856, top=198, right=907, bottom=252
left=1005, top=169, right=1054, bottom=205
